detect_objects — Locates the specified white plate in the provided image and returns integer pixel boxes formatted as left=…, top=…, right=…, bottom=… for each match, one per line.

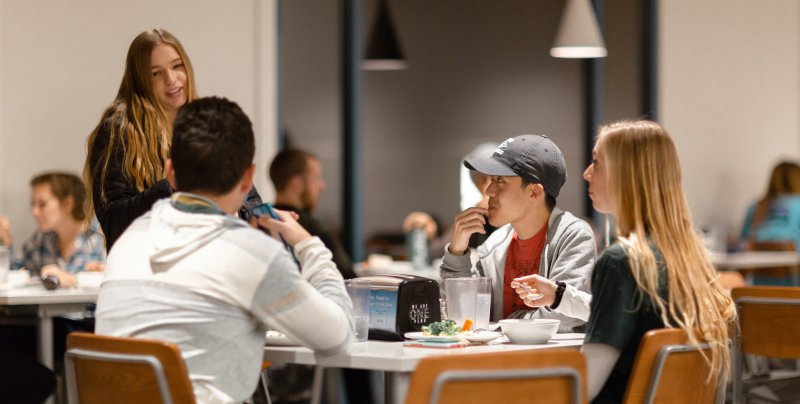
left=404, top=331, right=462, bottom=342
left=265, top=331, right=302, bottom=346
left=459, top=331, right=503, bottom=343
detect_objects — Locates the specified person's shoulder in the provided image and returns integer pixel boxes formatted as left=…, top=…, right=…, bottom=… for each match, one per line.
left=478, top=223, right=514, bottom=252
left=593, top=243, right=635, bottom=282
left=602, top=242, right=630, bottom=260
left=218, top=224, right=286, bottom=263
left=551, top=209, right=592, bottom=232
left=780, top=195, right=800, bottom=207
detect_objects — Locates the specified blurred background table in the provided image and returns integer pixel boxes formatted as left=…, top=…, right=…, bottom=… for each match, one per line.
left=0, top=283, right=98, bottom=369
left=354, top=260, right=442, bottom=283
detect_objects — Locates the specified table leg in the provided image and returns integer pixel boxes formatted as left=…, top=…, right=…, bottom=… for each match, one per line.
left=310, top=366, right=324, bottom=404
left=37, top=316, right=53, bottom=369
left=385, top=371, right=410, bottom=404
left=37, top=315, right=56, bottom=404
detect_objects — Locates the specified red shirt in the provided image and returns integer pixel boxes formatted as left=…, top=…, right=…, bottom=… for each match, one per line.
left=503, top=225, right=548, bottom=318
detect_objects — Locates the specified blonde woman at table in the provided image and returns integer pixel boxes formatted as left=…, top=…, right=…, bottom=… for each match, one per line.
left=20, top=172, right=105, bottom=287
left=514, top=120, right=735, bottom=403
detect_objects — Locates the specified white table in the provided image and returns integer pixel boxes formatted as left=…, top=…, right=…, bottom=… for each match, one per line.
left=711, top=251, right=800, bottom=271
left=264, top=333, right=584, bottom=404
left=712, top=251, right=800, bottom=285
left=0, top=283, right=99, bottom=370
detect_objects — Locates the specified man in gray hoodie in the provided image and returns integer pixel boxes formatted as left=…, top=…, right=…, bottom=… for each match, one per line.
left=95, top=97, right=353, bottom=403
left=440, top=134, right=596, bottom=332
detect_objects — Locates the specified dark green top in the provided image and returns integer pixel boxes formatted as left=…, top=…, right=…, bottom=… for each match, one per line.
left=585, top=242, right=668, bottom=404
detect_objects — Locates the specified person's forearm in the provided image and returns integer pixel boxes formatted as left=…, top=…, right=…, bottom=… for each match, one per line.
left=582, top=343, right=620, bottom=400
left=256, top=239, right=353, bottom=354
left=440, top=242, right=474, bottom=278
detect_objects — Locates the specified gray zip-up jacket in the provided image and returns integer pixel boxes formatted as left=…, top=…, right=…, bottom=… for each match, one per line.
left=440, top=208, right=596, bottom=332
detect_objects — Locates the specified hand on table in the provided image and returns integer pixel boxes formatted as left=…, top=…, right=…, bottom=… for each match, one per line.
left=510, top=274, right=557, bottom=307
left=83, top=261, right=105, bottom=272
left=41, top=264, right=76, bottom=288
left=447, top=207, right=488, bottom=256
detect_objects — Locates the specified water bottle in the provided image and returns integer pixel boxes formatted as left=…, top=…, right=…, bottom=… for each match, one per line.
left=406, top=228, right=428, bottom=271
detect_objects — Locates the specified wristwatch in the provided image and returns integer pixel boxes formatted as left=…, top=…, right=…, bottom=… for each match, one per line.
left=549, top=281, right=567, bottom=310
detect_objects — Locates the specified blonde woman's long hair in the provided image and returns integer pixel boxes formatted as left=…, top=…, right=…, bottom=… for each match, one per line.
left=598, top=120, right=736, bottom=382
left=83, top=28, right=198, bottom=220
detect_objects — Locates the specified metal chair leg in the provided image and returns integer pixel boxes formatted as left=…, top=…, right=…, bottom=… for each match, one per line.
left=258, top=365, right=272, bottom=404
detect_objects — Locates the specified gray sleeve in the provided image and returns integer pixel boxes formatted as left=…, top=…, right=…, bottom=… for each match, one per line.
left=547, top=221, right=596, bottom=291
left=440, top=242, right=475, bottom=280
left=249, top=238, right=353, bottom=354
left=513, top=222, right=597, bottom=331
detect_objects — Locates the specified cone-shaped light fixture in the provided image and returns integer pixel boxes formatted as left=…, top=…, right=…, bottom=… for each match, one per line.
left=550, top=0, right=607, bottom=58
left=362, top=0, right=407, bottom=70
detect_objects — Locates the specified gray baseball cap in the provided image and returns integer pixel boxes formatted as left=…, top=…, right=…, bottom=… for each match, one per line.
left=463, top=134, right=567, bottom=198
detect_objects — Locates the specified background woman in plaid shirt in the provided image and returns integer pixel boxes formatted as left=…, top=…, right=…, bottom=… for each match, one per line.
left=20, top=172, right=105, bottom=286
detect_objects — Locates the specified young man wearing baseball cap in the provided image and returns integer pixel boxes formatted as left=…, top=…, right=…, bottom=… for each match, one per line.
left=440, top=134, right=596, bottom=332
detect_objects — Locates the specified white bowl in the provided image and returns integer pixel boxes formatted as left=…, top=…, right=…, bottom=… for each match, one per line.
left=499, top=319, right=560, bottom=344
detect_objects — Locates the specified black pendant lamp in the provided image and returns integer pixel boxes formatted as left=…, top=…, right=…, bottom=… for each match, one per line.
left=362, top=0, right=407, bottom=70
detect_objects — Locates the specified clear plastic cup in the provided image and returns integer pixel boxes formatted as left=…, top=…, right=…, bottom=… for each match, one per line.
left=345, top=279, right=371, bottom=342
left=474, top=277, right=492, bottom=331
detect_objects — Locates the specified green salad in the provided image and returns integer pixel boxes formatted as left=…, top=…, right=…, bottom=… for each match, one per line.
left=421, top=319, right=462, bottom=336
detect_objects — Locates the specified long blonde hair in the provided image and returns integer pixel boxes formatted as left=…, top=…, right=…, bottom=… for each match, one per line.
left=598, top=120, right=735, bottom=382
left=83, top=28, right=198, bottom=219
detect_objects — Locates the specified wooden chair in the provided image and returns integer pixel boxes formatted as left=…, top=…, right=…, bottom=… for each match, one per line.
left=65, top=332, right=196, bottom=404
left=731, top=286, right=800, bottom=404
left=623, top=328, right=721, bottom=404
left=405, top=348, right=586, bottom=404
left=718, top=271, right=746, bottom=293
left=741, top=241, right=799, bottom=285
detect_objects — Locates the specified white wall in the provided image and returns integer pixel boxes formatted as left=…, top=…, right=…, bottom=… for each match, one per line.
left=0, top=0, right=278, bottom=242
left=660, top=0, right=800, bottom=238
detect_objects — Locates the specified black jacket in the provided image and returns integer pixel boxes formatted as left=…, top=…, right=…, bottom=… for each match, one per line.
left=89, top=122, right=263, bottom=251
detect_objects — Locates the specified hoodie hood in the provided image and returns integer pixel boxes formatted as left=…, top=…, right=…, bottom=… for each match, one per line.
left=148, top=194, right=247, bottom=273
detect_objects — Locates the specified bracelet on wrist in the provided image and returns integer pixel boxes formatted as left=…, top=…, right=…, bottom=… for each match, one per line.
left=549, top=281, right=567, bottom=310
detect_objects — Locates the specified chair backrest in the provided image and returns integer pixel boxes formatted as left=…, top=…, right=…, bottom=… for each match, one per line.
left=405, top=348, right=586, bottom=404
left=731, top=286, right=800, bottom=403
left=623, top=328, right=719, bottom=404
left=65, top=332, right=196, bottom=404
left=743, top=241, right=798, bottom=284
left=732, top=286, right=800, bottom=358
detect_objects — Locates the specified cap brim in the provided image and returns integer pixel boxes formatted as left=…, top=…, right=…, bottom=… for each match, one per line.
left=463, top=156, right=517, bottom=177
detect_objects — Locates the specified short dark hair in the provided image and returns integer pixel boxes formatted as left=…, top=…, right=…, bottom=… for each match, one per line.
left=171, top=97, right=255, bottom=195
left=520, top=178, right=556, bottom=212
left=269, top=149, right=316, bottom=191
left=30, top=172, right=87, bottom=221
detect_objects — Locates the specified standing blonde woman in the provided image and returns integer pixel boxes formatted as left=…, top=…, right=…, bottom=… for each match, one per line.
left=515, top=120, right=735, bottom=403
left=84, top=29, right=196, bottom=250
